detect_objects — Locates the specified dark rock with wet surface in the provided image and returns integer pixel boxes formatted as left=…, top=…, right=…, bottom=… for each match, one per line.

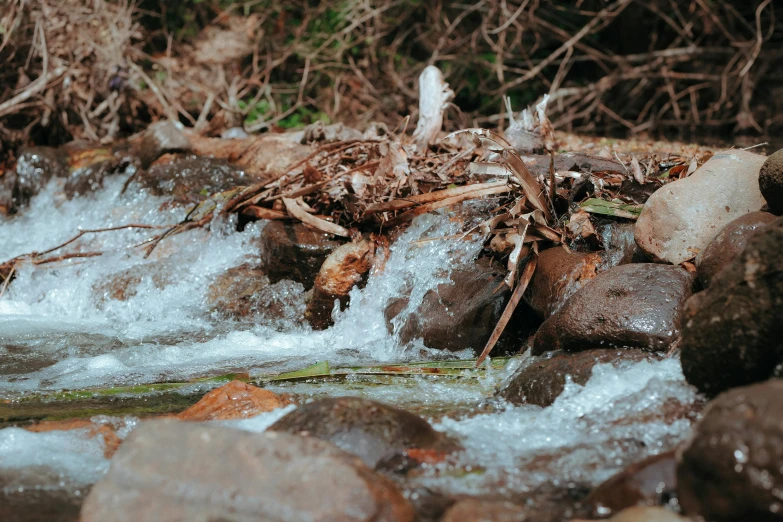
left=440, top=498, right=526, bottom=522
left=80, top=419, right=415, bottom=522
left=385, top=260, right=530, bottom=353
left=306, top=240, right=374, bottom=330
left=498, top=349, right=653, bottom=407
left=525, top=247, right=622, bottom=319
left=586, top=451, right=677, bottom=518
left=759, top=149, right=783, bottom=214
left=13, top=146, right=68, bottom=207
left=571, top=506, right=687, bottom=522
left=676, top=379, right=783, bottom=522
left=533, top=264, right=695, bottom=355
left=268, top=396, right=456, bottom=469
left=259, top=221, right=344, bottom=289
left=138, top=155, right=249, bottom=204
left=680, top=216, right=783, bottom=396
left=1, top=466, right=87, bottom=522
left=695, top=210, right=776, bottom=287
left=634, top=150, right=767, bottom=264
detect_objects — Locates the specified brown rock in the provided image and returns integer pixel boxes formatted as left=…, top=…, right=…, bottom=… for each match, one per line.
left=92, top=265, right=171, bottom=303
left=676, top=379, right=783, bottom=522
left=136, top=121, right=192, bottom=168
left=27, top=419, right=121, bottom=459
left=0, top=467, right=86, bottom=522
left=269, top=396, right=457, bottom=469
left=497, top=349, right=654, bottom=407
left=306, top=240, right=374, bottom=330
left=586, top=451, right=677, bottom=518
left=695, top=210, right=776, bottom=287
left=525, top=247, right=621, bottom=319
left=533, top=264, right=695, bottom=355
left=138, top=155, right=249, bottom=204
left=61, top=144, right=124, bottom=198
left=759, top=148, right=783, bottom=214
left=176, top=380, right=288, bottom=421
left=634, top=149, right=767, bottom=264
left=440, top=498, right=525, bottom=522
left=680, top=217, right=783, bottom=396
left=259, top=221, right=344, bottom=288
left=80, top=419, right=415, bottom=522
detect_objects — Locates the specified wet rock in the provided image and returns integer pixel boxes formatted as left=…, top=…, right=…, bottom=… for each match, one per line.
left=92, top=265, right=171, bottom=303
left=139, top=155, right=249, bottom=204
left=598, top=222, right=646, bottom=264
left=385, top=260, right=526, bottom=353
left=136, top=121, right=192, bottom=168
left=680, top=217, right=783, bottom=396
left=62, top=146, right=122, bottom=198
left=676, top=379, right=783, bottom=521
left=525, top=247, right=621, bottom=319
left=586, top=451, right=677, bottom=518
left=81, top=419, right=414, bottom=522
left=759, top=149, right=783, bottom=214
left=695, top=211, right=776, bottom=287
left=0, top=467, right=87, bottom=522
left=572, top=506, right=686, bottom=522
left=306, top=240, right=374, bottom=330
left=634, top=150, right=767, bottom=264
left=207, top=263, right=306, bottom=324
left=497, top=349, right=653, bottom=407
left=532, top=264, right=695, bottom=355
left=269, top=396, right=456, bottom=469
left=259, top=221, right=344, bottom=288
left=27, top=419, right=121, bottom=459
left=13, top=146, right=68, bottom=206
left=440, top=498, right=525, bottom=522
left=176, top=380, right=288, bottom=421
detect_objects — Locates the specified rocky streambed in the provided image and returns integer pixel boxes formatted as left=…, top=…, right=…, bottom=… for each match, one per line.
left=0, top=124, right=782, bottom=522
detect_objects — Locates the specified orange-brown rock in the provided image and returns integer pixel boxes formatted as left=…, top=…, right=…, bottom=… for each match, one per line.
left=176, top=380, right=288, bottom=422
left=27, top=419, right=121, bottom=458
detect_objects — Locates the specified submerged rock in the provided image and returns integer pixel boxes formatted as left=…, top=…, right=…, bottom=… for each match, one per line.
left=680, top=216, right=783, bottom=396
left=759, top=148, right=783, bottom=214
left=92, top=265, right=172, bottom=303
left=12, top=146, right=68, bottom=207
left=440, top=498, right=526, bottom=522
left=0, top=466, right=87, bottom=522
left=259, top=221, right=344, bottom=289
left=81, top=419, right=415, bottom=522
left=268, top=397, right=456, bottom=469
left=525, top=247, right=621, bottom=319
left=136, top=121, right=192, bottom=168
left=385, top=260, right=529, bottom=353
left=532, top=264, right=694, bottom=355
left=306, top=240, right=374, bottom=330
left=139, top=155, right=249, bottom=204
left=695, top=210, right=776, bottom=287
left=497, top=349, right=653, bottom=407
left=586, top=451, right=677, bottom=518
left=62, top=147, right=120, bottom=199
left=176, top=380, right=288, bottom=421
left=676, top=379, right=783, bottom=521
left=634, top=150, right=768, bottom=264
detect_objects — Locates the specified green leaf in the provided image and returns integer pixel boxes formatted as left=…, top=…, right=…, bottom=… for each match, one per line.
left=580, top=198, right=643, bottom=220
left=268, top=361, right=331, bottom=381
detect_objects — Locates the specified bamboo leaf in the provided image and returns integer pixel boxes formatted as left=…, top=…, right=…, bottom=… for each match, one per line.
left=580, top=198, right=643, bottom=219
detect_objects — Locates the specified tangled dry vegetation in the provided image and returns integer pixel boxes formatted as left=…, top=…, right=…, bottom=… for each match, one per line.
left=0, top=0, right=780, bottom=157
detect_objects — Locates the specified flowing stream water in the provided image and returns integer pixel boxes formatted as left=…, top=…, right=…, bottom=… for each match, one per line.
left=0, top=174, right=700, bottom=512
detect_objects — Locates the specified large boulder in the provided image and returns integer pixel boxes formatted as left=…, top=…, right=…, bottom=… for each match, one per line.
left=258, top=221, right=344, bottom=289
left=680, top=216, right=783, bottom=396
left=695, top=211, right=776, bottom=287
left=80, top=419, right=415, bottom=522
left=532, top=264, right=694, bottom=355
left=524, top=248, right=621, bottom=319
left=497, top=349, right=653, bottom=407
left=676, top=379, right=783, bottom=521
left=268, top=397, right=456, bottom=469
left=634, top=150, right=767, bottom=264
left=759, top=148, right=783, bottom=214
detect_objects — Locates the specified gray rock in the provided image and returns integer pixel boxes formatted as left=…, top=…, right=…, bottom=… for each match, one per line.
left=680, top=216, right=783, bottom=397
left=532, top=264, right=695, bottom=355
left=13, top=147, right=68, bottom=207
left=139, top=155, right=248, bottom=204
left=695, top=211, right=776, bottom=287
left=137, top=121, right=192, bottom=168
left=80, top=419, right=415, bottom=522
left=759, top=148, right=783, bottom=214
left=268, top=396, right=457, bottom=469
left=634, top=150, right=767, bottom=264
left=676, top=379, right=783, bottom=521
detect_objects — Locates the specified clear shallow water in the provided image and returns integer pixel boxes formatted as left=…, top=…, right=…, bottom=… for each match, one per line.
left=0, top=175, right=699, bottom=500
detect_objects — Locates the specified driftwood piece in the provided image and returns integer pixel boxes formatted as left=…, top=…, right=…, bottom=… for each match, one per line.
left=282, top=197, right=350, bottom=237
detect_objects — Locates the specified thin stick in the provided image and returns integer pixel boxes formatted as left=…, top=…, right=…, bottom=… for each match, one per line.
left=476, top=255, right=538, bottom=367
